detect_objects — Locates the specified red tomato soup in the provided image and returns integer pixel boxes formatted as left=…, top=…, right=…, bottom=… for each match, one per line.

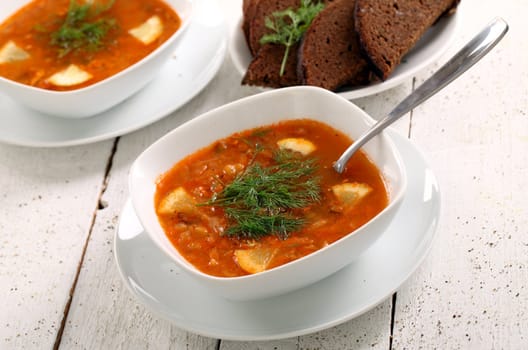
left=155, top=119, right=389, bottom=277
left=0, top=0, right=181, bottom=90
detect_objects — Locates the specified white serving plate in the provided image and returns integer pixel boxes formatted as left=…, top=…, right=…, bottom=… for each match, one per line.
left=114, top=130, right=441, bottom=340
left=229, top=2, right=459, bottom=99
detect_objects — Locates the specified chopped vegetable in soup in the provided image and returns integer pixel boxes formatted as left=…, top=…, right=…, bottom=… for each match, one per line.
left=155, top=119, right=389, bottom=277
left=0, top=0, right=181, bottom=90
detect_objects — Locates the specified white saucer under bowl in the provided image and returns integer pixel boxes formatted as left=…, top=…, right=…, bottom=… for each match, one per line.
left=0, top=0, right=226, bottom=147
left=114, top=130, right=440, bottom=341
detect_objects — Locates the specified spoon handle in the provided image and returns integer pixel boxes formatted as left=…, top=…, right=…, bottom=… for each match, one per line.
left=334, top=17, right=509, bottom=173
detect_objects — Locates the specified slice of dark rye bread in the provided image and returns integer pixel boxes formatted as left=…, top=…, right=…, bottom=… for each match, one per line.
left=242, top=43, right=301, bottom=88
left=242, top=0, right=260, bottom=47
left=247, top=0, right=301, bottom=56
left=355, top=0, right=460, bottom=80
left=243, top=0, right=339, bottom=88
left=298, top=0, right=370, bottom=90
left=242, top=0, right=305, bottom=88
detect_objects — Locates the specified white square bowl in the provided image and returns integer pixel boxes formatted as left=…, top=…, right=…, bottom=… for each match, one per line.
left=0, top=0, right=192, bottom=118
left=129, top=86, right=407, bottom=300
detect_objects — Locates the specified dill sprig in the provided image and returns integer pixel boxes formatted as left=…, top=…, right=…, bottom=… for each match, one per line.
left=203, top=149, right=321, bottom=240
left=259, top=0, right=324, bottom=76
left=50, top=0, right=116, bottom=57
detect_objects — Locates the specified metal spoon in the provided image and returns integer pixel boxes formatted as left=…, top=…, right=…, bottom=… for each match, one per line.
left=333, top=17, right=509, bottom=174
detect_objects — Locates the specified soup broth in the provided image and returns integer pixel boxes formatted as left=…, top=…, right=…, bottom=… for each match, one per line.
left=155, top=119, right=389, bottom=277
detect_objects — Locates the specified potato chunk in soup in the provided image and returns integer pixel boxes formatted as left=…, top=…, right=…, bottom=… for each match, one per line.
left=129, top=16, right=164, bottom=45
left=0, top=41, right=30, bottom=64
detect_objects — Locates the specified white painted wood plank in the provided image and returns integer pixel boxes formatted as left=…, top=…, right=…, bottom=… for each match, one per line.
left=221, top=338, right=299, bottom=350
left=58, top=56, right=249, bottom=350
left=0, top=141, right=113, bottom=349
left=393, top=1, right=528, bottom=349
left=57, top=140, right=219, bottom=349
left=298, top=301, right=393, bottom=349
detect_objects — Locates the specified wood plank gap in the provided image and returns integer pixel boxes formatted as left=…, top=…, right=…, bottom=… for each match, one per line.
left=408, top=77, right=417, bottom=138
left=52, top=138, right=120, bottom=350
left=389, top=292, right=397, bottom=350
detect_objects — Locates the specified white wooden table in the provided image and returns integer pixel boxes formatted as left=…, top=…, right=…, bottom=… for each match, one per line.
left=2, top=0, right=527, bottom=348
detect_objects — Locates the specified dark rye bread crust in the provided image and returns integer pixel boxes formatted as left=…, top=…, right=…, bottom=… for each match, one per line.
left=298, top=0, right=370, bottom=91
left=242, top=0, right=259, bottom=46
left=242, top=43, right=300, bottom=88
left=355, top=0, right=459, bottom=80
